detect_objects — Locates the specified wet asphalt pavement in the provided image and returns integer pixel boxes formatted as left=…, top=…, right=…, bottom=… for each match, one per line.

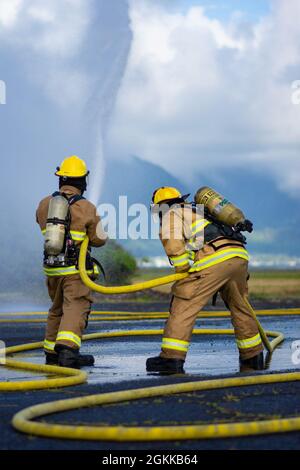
left=0, top=302, right=300, bottom=450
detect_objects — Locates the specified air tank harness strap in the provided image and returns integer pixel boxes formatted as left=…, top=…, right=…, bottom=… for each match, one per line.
left=207, top=237, right=245, bottom=252
left=52, top=191, right=86, bottom=203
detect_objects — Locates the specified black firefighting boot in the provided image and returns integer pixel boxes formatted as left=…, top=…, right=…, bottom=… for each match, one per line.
left=239, top=351, right=264, bottom=371
left=55, top=345, right=95, bottom=369
left=146, top=356, right=185, bottom=374
left=45, top=352, right=59, bottom=365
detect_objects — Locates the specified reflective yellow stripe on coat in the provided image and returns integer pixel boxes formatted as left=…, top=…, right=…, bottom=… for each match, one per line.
left=70, top=230, right=86, bottom=242
left=169, top=253, right=190, bottom=267
left=186, top=218, right=211, bottom=252
left=43, top=265, right=96, bottom=277
left=41, top=228, right=86, bottom=242
left=190, top=219, right=211, bottom=237
left=44, top=265, right=80, bottom=276
left=189, top=247, right=249, bottom=272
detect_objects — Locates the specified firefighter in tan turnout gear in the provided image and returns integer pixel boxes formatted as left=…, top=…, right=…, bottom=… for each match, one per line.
left=36, top=155, right=107, bottom=368
left=146, top=186, right=264, bottom=374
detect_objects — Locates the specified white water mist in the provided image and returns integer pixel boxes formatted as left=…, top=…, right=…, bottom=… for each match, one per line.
left=88, top=0, right=132, bottom=206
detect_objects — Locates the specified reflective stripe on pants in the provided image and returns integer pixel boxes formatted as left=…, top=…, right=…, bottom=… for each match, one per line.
left=45, top=274, right=92, bottom=350
left=160, top=257, right=263, bottom=361
left=162, top=337, right=189, bottom=353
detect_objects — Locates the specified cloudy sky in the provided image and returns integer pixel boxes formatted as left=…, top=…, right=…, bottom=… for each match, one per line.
left=0, top=0, right=300, bottom=202
left=108, top=0, right=300, bottom=197
left=2, top=0, right=300, bottom=302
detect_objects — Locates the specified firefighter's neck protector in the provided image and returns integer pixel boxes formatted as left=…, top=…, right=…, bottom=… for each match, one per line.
left=59, top=177, right=87, bottom=194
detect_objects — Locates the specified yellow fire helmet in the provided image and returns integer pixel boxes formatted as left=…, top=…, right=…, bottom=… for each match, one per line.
left=152, top=186, right=190, bottom=205
left=55, top=155, right=89, bottom=178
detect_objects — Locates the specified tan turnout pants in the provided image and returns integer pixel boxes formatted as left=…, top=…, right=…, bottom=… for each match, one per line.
left=161, top=257, right=263, bottom=361
left=44, top=274, right=93, bottom=354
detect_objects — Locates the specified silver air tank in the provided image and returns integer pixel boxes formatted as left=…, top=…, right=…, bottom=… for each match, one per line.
left=44, top=196, right=69, bottom=256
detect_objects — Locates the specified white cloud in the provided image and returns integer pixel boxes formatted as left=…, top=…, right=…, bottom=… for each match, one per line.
left=0, top=0, right=90, bottom=58
left=108, top=0, right=300, bottom=197
left=0, top=0, right=92, bottom=107
left=0, top=0, right=22, bottom=28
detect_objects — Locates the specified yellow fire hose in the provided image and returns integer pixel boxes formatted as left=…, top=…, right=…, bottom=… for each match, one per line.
left=0, top=236, right=299, bottom=441
left=79, top=236, right=187, bottom=293
left=1, top=308, right=300, bottom=317
left=12, top=371, right=300, bottom=441
left=2, top=308, right=300, bottom=326
left=0, top=313, right=299, bottom=441
left=79, top=236, right=275, bottom=353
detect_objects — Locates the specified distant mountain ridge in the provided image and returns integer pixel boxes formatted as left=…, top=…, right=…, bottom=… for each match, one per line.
left=101, top=155, right=300, bottom=258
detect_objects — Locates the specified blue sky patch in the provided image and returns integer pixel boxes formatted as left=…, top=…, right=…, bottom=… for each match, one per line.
left=166, top=0, right=271, bottom=21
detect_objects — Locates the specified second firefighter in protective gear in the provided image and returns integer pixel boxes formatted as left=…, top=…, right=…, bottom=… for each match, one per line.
left=146, top=186, right=263, bottom=374
left=36, top=155, right=107, bottom=368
